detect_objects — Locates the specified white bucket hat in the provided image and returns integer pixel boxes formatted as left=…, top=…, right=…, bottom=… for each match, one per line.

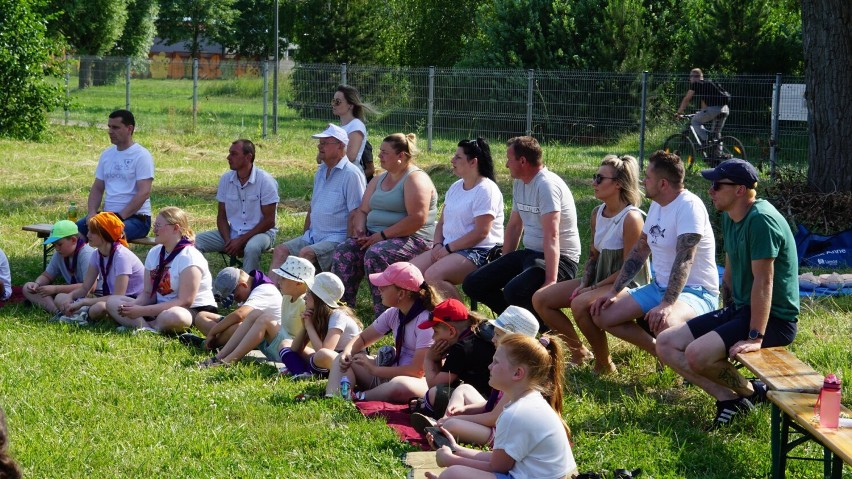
left=306, top=272, right=345, bottom=309
left=272, top=256, right=315, bottom=284
left=488, top=305, right=539, bottom=338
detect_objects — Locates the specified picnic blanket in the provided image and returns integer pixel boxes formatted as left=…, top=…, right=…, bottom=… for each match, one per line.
left=0, top=286, right=25, bottom=307
left=354, top=401, right=430, bottom=451
left=800, top=285, right=852, bottom=298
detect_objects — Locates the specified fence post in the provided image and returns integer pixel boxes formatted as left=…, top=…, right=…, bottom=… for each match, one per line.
left=639, top=71, right=649, bottom=170
left=428, top=66, right=435, bottom=152
left=341, top=63, right=347, bottom=85
left=192, top=58, right=199, bottom=129
left=526, top=70, right=534, bottom=136
left=125, top=57, right=131, bottom=110
left=262, top=61, right=269, bottom=139
left=64, top=54, right=70, bottom=125
left=770, top=73, right=782, bottom=181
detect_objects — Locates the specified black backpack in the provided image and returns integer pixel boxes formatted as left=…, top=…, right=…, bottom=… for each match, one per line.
left=709, top=79, right=731, bottom=106
left=361, top=140, right=374, bottom=182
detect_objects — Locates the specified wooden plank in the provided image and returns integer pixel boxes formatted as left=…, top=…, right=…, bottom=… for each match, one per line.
left=404, top=451, right=442, bottom=479
left=736, top=347, right=823, bottom=394
left=768, top=391, right=852, bottom=466
left=22, top=223, right=53, bottom=237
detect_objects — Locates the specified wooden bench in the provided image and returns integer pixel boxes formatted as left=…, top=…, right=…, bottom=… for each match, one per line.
left=767, top=391, right=851, bottom=479
left=23, top=223, right=157, bottom=269
left=736, top=347, right=845, bottom=478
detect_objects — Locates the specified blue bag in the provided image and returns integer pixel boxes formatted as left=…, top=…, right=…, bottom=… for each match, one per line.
left=794, top=224, right=852, bottom=268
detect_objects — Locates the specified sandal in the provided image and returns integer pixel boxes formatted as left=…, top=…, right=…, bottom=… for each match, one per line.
left=197, top=356, right=227, bottom=369
left=424, top=426, right=452, bottom=450
left=614, top=468, right=642, bottom=479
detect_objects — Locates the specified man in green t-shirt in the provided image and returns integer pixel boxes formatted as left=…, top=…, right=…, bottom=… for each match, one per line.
left=657, top=159, right=799, bottom=430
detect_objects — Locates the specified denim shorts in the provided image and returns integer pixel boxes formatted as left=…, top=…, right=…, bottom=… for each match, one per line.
left=258, top=326, right=289, bottom=362
left=455, top=247, right=490, bottom=268
left=628, top=279, right=718, bottom=316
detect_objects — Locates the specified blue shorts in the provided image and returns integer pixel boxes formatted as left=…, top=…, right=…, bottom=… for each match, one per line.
left=687, top=305, right=798, bottom=352
left=494, top=473, right=514, bottom=479
left=455, top=247, right=490, bottom=268
left=628, top=280, right=718, bottom=316
left=258, top=326, right=289, bottom=362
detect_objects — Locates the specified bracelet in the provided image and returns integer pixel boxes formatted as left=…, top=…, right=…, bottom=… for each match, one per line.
left=380, top=231, right=387, bottom=240
left=433, top=243, right=443, bottom=249
left=445, top=244, right=453, bottom=254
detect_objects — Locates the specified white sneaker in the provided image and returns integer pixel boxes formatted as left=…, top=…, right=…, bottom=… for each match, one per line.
left=59, top=306, right=90, bottom=326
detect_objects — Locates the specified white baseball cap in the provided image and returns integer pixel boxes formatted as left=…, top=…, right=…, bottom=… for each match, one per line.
left=488, top=306, right=539, bottom=338
left=312, top=123, right=349, bottom=147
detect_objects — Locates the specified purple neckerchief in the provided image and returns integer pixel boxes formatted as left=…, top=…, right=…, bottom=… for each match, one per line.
left=150, top=237, right=193, bottom=298
left=64, top=237, right=87, bottom=284
left=98, top=242, right=120, bottom=296
left=249, top=270, right=274, bottom=292
left=393, top=299, right=426, bottom=366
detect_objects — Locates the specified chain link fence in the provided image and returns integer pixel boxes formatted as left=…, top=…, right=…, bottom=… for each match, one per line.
left=51, top=56, right=808, bottom=172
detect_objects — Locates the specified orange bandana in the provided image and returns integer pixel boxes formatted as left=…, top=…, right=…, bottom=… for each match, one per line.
left=90, top=212, right=128, bottom=247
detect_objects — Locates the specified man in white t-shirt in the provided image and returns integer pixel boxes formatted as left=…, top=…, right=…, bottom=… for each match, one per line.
left=269, top=124, right=365, bottom=276
left=195, top=140, right=280, bottom=273
left=187, top=267, right=283, bottom=349
left=78, top=109, right=154, bottom=240
left=591, top=150, right=719, bottom=356
left=462, top=136, right=581, bottom=329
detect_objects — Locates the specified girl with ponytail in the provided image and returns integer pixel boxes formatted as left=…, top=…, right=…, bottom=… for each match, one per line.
left=426, top=333, right=577, bottom=479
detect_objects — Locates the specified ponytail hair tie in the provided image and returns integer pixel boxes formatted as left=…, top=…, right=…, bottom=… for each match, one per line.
left=539, top=336, right=550, bottom=348
left=420, top=281, right=428, bottom=290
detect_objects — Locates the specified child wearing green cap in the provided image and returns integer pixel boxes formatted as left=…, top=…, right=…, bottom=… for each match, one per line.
left=22, top=220, right=95, bottom=316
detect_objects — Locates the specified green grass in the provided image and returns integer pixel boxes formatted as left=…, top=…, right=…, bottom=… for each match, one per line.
left=0, top=120, right=850, bottom=478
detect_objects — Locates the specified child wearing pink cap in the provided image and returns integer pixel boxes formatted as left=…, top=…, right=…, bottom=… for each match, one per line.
left=324, top=262, right=440, bottom=402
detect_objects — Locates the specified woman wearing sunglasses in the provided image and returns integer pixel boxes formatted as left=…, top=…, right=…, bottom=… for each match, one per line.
left=332, top=85, right=375, bottom=181
left=532, top=155, right=649, bottom=374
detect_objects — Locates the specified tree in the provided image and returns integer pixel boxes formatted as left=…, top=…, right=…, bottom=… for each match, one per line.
left=50, top=0, right=129, bottom=88
left=802, top=0, right=851, bottom=192
left=391, top=0, right=483, bottom=67
left=287, top=0, right=384, bottom=64
left=0, top=0, right=64, bottom=140
left=221, top=0, right=291, bottom=59
left=156, top=0, right=238, bottom=58
left=93, top=0, right=158, bottom=86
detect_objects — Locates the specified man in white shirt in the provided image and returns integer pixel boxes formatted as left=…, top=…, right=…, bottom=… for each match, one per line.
left=269, top=124, right=365, bottom=277
left=195, top=139, right=280, bottom=273
left=591, top=150, right=719, bottom=356
left=78, top=109, right=154, bottom=240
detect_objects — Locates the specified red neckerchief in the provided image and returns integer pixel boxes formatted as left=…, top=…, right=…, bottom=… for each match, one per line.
left=98, top=242, right=120, bottom=295
left=150, top=237, right=193, bottom=297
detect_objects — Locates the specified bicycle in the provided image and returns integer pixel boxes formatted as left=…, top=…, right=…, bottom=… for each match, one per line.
left=661, top=114, right=746, bottom=169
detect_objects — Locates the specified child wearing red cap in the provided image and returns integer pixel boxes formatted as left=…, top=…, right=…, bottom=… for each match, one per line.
left=410, top=299, right=495, bottom=429
left=324, top=262, right=440, bottom=402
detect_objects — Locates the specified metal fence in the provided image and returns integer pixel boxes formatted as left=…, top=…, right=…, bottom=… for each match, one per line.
left=53, top=56, right=809, bottom=172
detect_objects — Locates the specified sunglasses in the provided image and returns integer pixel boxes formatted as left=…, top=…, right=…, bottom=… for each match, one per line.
left=711, top=181, right=739, bottom=191
left=592, top=174, right=617, bottom=184
left=331, top=99, right=343, bottom=106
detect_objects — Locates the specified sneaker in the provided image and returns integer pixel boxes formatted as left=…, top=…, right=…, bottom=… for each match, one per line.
left=115, top=325, right=132, bottom=333
left=749, top=379, right=768, bottom=406
left=410, top=412, right=438, bottom=434
left=133, top=326, right=158, bottom=335
left=48, top=311, right=63, bottom=323
left=291, top=372, right=316, bottom=381
left=709, top=397, right=754, bottom=430
left=197, top=356, right=228, bottom=369
left=376, top=345, right=396, bottom=367
left=178, top=333, right=205, bottom=349
left=59, top=306, right=90, bottom=326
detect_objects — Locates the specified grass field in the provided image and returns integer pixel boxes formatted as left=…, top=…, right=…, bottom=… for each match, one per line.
left=0, top=118, right=849, bottom=478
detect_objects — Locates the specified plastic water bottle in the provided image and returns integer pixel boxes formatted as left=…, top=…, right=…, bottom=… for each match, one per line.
left=67, top=202, right=78, bottom=222
left=816, top=374, right=842, bottom=428
left=340, top=376, right=351, bottom=401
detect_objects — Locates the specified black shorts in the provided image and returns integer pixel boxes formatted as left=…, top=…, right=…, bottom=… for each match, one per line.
left=686, top=305, right=797, bottom=352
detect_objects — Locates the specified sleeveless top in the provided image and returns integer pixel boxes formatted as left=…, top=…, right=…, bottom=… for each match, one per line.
left=366, top=167, right=437, bottom=240
left=592, top=204, right=650, bottom=287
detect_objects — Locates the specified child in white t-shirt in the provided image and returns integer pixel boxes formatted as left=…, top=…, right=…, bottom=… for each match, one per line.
left=278, top=272, right=363, bottom=378
left=426, top=333, right=577, bottom=479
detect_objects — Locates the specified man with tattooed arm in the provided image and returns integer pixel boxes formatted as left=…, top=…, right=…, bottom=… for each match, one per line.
left=656, top=159, right=798, bottom=429
left=590, top=151, right=719, bottom=359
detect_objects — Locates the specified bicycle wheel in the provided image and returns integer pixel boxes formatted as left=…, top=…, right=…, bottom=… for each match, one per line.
left=720, top=136, right=746, bottom=161
left=662, top=134, right=699, bottom=169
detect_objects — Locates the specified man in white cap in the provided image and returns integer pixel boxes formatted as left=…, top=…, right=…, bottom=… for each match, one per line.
left=183, top=266, right=282, bottom=350
left=269, top=124, right=366, bottom=278
left=195, top=139, right=280, bottom=273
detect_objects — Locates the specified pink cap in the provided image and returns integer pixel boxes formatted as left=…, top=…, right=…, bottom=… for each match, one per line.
left=368, top=262, right=424, bottom=292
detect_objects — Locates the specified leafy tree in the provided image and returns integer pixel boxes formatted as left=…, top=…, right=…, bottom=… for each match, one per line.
left=391, top=0, right=483, bottom=67
left=49, top=0, right=128, bottom=88
left=0, top=0, right=64, bottom=140
left=287, top=0, right=383, bottom=64
left=93, top=0, right=158, bottom=85
left=156, top=0, right=238, bottom=58
left=802, top=0, right=851, bottom=192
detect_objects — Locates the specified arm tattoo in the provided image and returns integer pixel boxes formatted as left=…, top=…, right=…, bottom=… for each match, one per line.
left=580, top=251, right=598, bottom=287
left=663, top=233, right=701, bottom=304
left=613, top=233, right=650, bottom=292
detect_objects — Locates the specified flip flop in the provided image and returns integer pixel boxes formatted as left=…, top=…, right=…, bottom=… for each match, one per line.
left=424, top=426, right=452, bottom=450
left=410, top=412, right=437, bottom=434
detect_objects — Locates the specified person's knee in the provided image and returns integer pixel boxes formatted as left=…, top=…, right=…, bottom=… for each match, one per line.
left=273, top=243, right=291, bottom=261
left=684, top=342, right=715, bottom=373
left=655, top=328, right=680, bottom=359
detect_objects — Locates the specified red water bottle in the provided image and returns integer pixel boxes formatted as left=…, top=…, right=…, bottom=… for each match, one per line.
left=815, top=374, right=842, bottom=428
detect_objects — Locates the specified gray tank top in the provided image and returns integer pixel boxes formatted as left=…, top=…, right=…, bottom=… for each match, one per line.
left=367, top=167, right=437, bottom=240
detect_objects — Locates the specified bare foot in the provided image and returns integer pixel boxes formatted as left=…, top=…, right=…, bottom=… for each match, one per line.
left=569, top=350, right=594, bottom=368
left=593, top=360, right=617, bottom=376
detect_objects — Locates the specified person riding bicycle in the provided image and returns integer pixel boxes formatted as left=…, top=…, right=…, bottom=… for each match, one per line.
left=675, top=68, right=730, bottom=156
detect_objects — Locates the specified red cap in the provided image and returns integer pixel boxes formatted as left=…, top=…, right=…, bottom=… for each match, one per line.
left=418, top=299, right=469, bottom=329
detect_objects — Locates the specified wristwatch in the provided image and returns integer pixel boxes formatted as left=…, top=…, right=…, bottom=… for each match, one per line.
left=748, top=329, right=764, bottom=340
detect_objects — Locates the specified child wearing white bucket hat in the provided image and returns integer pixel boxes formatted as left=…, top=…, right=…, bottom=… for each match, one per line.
left=278, top=272, right=363, bottom=379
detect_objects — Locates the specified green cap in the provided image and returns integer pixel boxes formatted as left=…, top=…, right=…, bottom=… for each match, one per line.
left=44, top=220, right=80, bottom=245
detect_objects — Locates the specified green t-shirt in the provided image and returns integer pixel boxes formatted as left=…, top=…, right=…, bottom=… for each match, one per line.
left=722, top=199, right=799, bottom=321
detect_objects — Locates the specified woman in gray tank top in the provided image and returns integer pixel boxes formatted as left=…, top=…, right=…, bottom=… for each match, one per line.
left=331, top=133, right=438, bottom=318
